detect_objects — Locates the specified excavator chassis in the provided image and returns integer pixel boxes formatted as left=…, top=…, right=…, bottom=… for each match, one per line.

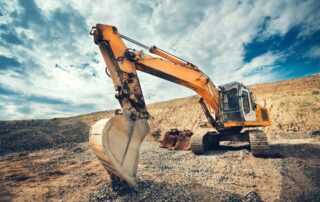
left=191, top=130, right=270, bottom=157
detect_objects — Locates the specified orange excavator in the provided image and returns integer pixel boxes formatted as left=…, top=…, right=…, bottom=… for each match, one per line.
left=88, top=24, right=271, bottom=187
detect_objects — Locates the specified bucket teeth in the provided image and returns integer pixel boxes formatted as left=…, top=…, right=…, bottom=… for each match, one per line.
left=160, top=129, right=179, bottom=148
left=160, top=129, right=193, bottom=151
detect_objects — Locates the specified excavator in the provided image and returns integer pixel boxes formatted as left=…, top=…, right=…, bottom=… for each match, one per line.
left=88, top=24, right=271, bottom=187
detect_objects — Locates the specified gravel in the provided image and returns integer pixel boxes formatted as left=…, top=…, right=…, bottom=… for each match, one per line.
left=0, top=119, right=89, bottom=154
left=1, top=130, right=319, bottom=201
left=88, top=140, right=320, bottom=201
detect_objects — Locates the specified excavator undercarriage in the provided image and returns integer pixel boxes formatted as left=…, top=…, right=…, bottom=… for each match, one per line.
left=190, top=129, right=269, bottom=157
left=88, top=24, right=272, bottom=187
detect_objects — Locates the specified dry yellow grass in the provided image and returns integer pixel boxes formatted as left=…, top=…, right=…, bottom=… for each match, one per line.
left=75, top=75, right=320, bottom=139
left=251, top=74, right=320, bottom=133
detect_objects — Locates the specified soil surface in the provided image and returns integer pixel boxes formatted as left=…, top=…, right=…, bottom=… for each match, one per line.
left=0, top=75, right=320, bottom=201
left=0, top=140, right=319, bottom=201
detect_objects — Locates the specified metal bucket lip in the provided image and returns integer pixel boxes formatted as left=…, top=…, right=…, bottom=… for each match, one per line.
left=89, top=118, right=111, bottom=138
left=102, top=115, right=137, bottom=187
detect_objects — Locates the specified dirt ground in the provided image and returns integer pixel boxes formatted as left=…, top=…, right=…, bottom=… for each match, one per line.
left=0, top=139, right=319, bottom=201
left=0, top=75, right=319, bottom=201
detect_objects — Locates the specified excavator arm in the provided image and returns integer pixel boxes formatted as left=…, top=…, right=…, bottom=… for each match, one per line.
left=134, top=50, right=220, bottom=117
left=91, top=24, right=220, bottom=122
left=89, top=24, right=221, bottom=187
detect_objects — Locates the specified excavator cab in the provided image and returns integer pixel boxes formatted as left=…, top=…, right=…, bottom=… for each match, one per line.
left=192, top=82, right=271, bottom=156
left=219, top=82, right=257, bottom=123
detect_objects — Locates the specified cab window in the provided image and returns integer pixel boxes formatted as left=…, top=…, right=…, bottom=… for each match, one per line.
left=250, top=92, right=256, bottom=110
left=242, top=91, right=250, bottom=114
left=223, top=89, right=239, bottom=112
left=222, top=88, right=242, bottom=122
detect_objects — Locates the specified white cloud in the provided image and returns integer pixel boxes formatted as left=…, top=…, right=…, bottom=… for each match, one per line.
left=305, top=45, right=320, bottom=59
left=239, top=52, right=283, bottom=75
left=0, top=0, right=319, bottom=120
left=236, top=52, right=284, bottom=84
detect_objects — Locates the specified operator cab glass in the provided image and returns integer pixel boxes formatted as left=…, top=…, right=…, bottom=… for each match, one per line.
left=241, top=91, right=250, bottom=114
left=221, top=88, right=242, bottom=122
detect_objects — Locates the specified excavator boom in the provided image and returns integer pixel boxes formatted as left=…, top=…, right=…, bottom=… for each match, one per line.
left=91, top=24, right=220, bottom=120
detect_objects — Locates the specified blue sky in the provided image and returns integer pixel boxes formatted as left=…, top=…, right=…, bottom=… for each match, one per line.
left=0, top=0, right=319, bottom=120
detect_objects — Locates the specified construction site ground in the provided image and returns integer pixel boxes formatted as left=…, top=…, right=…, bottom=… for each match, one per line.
left=0, top=75, right=319, bottom=201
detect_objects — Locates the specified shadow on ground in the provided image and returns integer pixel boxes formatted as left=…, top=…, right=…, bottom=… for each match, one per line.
left=193, top=142, right=320, bottom=201
left=276, top=143, right=320, bottom=201
left=0, top=184, right=13, bottom=202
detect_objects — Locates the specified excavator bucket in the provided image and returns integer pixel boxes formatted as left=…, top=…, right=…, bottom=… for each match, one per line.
left=89, top=115, right=150, bottom=187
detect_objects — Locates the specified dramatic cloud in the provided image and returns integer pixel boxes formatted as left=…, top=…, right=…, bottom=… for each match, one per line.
left=0, top=0, right=319, bottom=120
left=306, top=45, right=320, bottom=59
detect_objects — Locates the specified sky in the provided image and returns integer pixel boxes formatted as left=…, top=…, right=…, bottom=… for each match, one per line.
left=0, top=0, right=319, bottom=120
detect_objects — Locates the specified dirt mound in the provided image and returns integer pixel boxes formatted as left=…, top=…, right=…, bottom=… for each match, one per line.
left=251, top=74, right=320, bottom=134
left=0, top=119, right=89, bottom=154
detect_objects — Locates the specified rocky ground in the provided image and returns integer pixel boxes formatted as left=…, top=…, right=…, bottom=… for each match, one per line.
left=0, top=75, right=320, bottom=201
left=0, top=139, right=319, bottom=201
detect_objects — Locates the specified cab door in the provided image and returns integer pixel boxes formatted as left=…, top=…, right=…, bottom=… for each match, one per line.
left=240, top=88, right=257, bottom=121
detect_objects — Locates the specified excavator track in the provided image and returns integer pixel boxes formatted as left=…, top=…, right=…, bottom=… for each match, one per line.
left=191, top=135, right=205, bottom=155
left=248, top=130, right=270, bottom=157
left=191, top=132, right=220, bottom=155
